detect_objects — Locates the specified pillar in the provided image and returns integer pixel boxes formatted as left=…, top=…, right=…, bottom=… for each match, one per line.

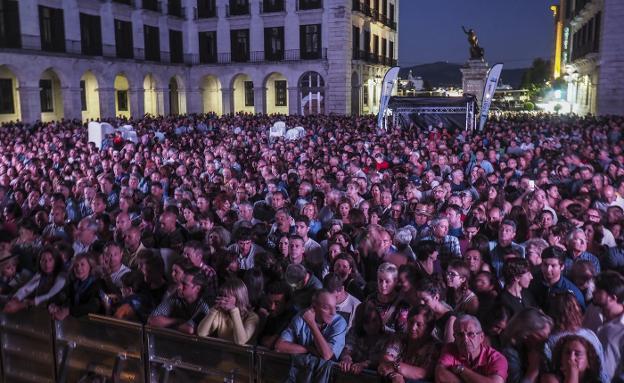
left=18, top=84, right=41, bottom=123
left=287, top=86, right=299, bottom=115
left=130, top=88, right=145, bottom=119
left=221, top=88, right=233, bottom=115
left=253, top=87, right=267, bottom=114
left=98, top=87, right=116, bottom=120
left=186, top=87, right=203, bottom=115
left=62, top=86, right=82, bottom=121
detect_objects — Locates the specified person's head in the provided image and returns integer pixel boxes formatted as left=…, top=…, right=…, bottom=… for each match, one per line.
left=377, top=262, right=398, bottom=297
left=38, top=247, right=63, bottom=275
left=472, top=270, right=497, bottom=294
left=413, top=277, right=443, bottom=309
left=483, top=306, right=511, bottom=338
left=415, top=240, right=438, bottom=262
left=311, top=289, right=337, bottom=325
left=332, top=253, right=357, bottom=282
left=547, top=291, right=584, bottom=332
left=76, top=217, right=98, bottom=244
left=540, top=246, right=566, bottom=285
left=445, top=259, right=471, bottom=290
left=177, top=270, right=205, bottom=303
left=288, top=235, right=305, bottom=264
left=593, top=270, right=624, bottom=310
left=265, top=281, right=291, bottom=317
left=463, top=248, right=484, bottom=274
left=570, top=260, right=596, bottom=293
left=0, top=256, right=18, bottom=279
left=525, top=238, right=548, bottom=267
left=567, top=228, right=588, bottom=255
left=502, top=258, right=533, bottom=288
left=453, top=315, right=484, bottom=358
left=498, top=219, right=517, bottom=245
left=72, top=253, right=95, bottom=282
left=352, top=301, right=383, bottom=337
left=552, top=335, right=601, bottom=382
left=219, top=277, right=251, bottom=313
left=120, top=270, right=147, bottom=298
left=236, top=228, right=253, bottom=256
left=323, top=273, right=345, bottom=300
left=159, top=211, right=177, bottom=233
left=294, top=215, right=310, bottom=239
left=406, top=305, right=436, bottom=341
left=504, top=308, right=553, bottom=347
left=183, top=241, right=205, bottom=267
left=398, top=263, right=419, bottom=294
left=103, top=241, right=124, bottom=272
left=431, top=216, right=449, bottom=238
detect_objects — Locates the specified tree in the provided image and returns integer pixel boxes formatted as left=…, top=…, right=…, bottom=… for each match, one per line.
left=520, top=58, right=552, bottom=89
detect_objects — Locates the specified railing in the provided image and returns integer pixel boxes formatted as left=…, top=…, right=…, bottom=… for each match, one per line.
left=0, top=311, right=382, bottom=383
left=297, top=0, right=323, bottom=11
left=168, top=4, right=185, bottom=18
left=187, top=48, right=327, bottom=65
left=195, top=5, right=217, bottom=18
left=142, top=0, right=161, bottom=12
left=352, top=1, right=396, bottom=29
left=354, top=50, right=395, bottom=66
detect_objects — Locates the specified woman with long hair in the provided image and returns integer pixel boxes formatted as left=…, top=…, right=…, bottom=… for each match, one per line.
left=542, top=335, right=602, bottom=383
left=413, top=277, right=455, bottom=343
left=445, top=259, right=479, bottom=315
left=333, top=253, right=366, bottom=301
left=4, top=247, right=66, bottom=313
left=197, top=277, right=259, bottom=345
left=365, top=262, right=409, bottom=334
left=339, top=301, right=389, bottom=374
left=377, top=305, right=442, bottom=382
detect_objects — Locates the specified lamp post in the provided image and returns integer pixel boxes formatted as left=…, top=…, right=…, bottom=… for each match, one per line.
left=563, top=65, right=579, bottom=114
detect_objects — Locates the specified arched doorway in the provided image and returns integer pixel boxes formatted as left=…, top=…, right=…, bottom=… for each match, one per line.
left=143, top=74, right=159, bottom=116
left=40, top=68, right=64, bottom=121
left=200, top=75, right=222, bottom=115
left=298, top=71, right=324, bottom=115
left=169, top=78, right=179, bottom=115
left=232, top=74, right=254, bottom=114
left=80, top=71, right=100, bottom=121
left=264, top=72, right=288, bottom=115
left=114, top=74, right=131, bottom=118
left=0, top=65, right=21, bottom=123
left=351, top=72, right=360, bottom=116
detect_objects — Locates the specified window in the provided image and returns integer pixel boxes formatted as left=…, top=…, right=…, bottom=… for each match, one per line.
left=381, top=37, right=386, bottom=63
left=0, top=0, right=21, bottom=48
left=169, top=29, right=183, bottom=63
left=115, top=19, right=133, bottom=59
left=298, top=71, right=324, bottom=115
left=144, top=25, right=160, bottom=61
left=262, top=0, right=284, bottom=12
left=117, top=90, right=128, bottom=111
left=197, top=0, right=216, bottom=18
left=352, top=26, right=360, bottom=59
left=363, top=85, right=368, bottom=106
left=298, top=0, right=322, bottom=10
left=389, top=3, right=395, bottom=22
left=229, top=0, right=249, bottom=16
left=80, top=13, right=102, bottom=56
left=39, top=79, right=53, bottom=113
left=364, top=30, right=370, bottom=53
left=198, top=31, right=217, bottom=63
left=0, top=78, right=14, bottom=114
left=80, top=80, right=86, bottom=112
left=168, top=0, right=183, bottom=17
left=300, top=24, right=321, bottom=59
left=244, top=81, right=254, bottom=106
left=39, top=6, right=65, bottom=52
left=143, top=0, right=159, bottom=12
left=231, top=29, right=249, bottom=62
left=389, top=41, right=394, bottom=61
left=373, top=34, right=379, bottom=57
left=275, top=80, right=287, bottom=106
left=264, top=27, right=284, bottom=61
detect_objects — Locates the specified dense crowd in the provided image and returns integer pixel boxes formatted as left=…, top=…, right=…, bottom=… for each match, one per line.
left=0, top=112, right=624, bottom=383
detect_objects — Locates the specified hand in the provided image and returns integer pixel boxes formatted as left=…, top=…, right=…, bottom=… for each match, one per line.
left=52, top=307, right=70, bottom=321
left=351, top=362, right=365, bottom=375
left=562, top=356, right=580, bottom=380
left=177, top=322, right=195, bottom=335
left=215, top=296, right=236, bottom=311
left=378, top=361, right=394, bottom=377
left=302, top=307, right=316, bottom=324
left=339, top=359, right=352, bottom=373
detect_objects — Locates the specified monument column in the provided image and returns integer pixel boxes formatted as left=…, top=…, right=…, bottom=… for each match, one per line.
left=460, top=60, right=489, bottom=106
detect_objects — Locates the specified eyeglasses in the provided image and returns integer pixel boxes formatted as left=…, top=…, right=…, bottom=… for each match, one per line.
left=455, top=331, right=481, bottom=339
left=446, top=271, right=461, bottom=278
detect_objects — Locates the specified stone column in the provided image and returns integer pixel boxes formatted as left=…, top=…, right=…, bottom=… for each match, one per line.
left=221, top=88, right=233, bottom=115
left=254, top=87, right=267, bottom=114
left=62, top=86, right=82, bottom=121
left=130, top=88, right=145, bottom=119
left=18, top=85, right=41, bottom=123
left=157, top=87, right=169, bottom=116
left=460, top=60, right=489, bottom=105
left=185, top=87, right=203, bottom=115
left=325, top=0, right=352, bottom=115
left=97, top=87, right=116, bottom=119
left=287, top=86, right=299, bottom=115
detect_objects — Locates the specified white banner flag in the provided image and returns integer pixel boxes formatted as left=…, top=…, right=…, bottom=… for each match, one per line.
left=377, top=66, right=401, bottom=130
left=479, top=63, right=503, bottom=131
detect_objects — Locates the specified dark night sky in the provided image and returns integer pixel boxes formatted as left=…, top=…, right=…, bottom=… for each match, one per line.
left=398, top=1, right=556, bottom=69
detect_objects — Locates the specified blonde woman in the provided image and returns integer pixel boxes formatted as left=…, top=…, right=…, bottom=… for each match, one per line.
left=197, top=278, right=259, bottom=345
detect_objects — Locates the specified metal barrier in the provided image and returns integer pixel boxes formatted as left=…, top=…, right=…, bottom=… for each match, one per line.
left=145, top=326, right=254, bottom=383
left=0, top=308, right=56, bottom=383
left=255, top=348, right=292, bottom=383
left=54, top=314, right=145, bottom=383
left=332, top=369, right=381, bottom=383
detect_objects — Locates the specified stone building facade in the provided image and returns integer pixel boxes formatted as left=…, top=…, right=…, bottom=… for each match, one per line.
left=557, top=0, right=624, bottom=115
left=0, top=0, right=398, bottom=123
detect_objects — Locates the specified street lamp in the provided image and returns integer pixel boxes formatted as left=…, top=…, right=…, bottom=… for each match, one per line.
left=563, top=65, right=579, bottom=114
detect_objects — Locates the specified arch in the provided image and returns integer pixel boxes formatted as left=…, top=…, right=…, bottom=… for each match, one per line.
left=143, top=74, right=159, bottom=116
left=0, top=65, right=21, bottom=123
left=80, top=70, right=100, bottom=121
left=231, top=73, right=254, bottom=114
left=168, top=75, right=187, bottom=115
left=200, top=75, right=222, bottom=115
left=40, top=68, right=64, bottom=122
left=298, top=71, right=325, bottom=115
left=264, top=72, right=288, bottom=115
left=114, top=73, right=131, bottom=118
left=351, top=71, right=360, bottom=116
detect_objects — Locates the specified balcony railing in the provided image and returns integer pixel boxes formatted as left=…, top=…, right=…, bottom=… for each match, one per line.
left=297, top=0, right=322, bottom=11
left=185, top=48, right=327, bottom=65
left=261, top=0, right=285, bottom=13
left=353, top=1, right=396, bottom=29
left=354, top=50, right=395, bottom=66
left=168, top=3, right=185, bottom=18
left=142, top=0, right=161, bottom=12
left=226, top=1, right=250, bottom=16
left=195, top=5, right=217, bottom=18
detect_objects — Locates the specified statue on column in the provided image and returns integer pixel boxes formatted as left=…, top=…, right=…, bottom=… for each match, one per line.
left=462, top=26, right=485, bottom=60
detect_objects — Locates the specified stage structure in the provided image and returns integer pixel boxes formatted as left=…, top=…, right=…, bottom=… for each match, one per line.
left=387, top=95, right=478, bottom=131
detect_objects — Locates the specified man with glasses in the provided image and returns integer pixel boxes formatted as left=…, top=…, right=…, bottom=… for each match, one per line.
left=435, top=314, right=508, bottom=383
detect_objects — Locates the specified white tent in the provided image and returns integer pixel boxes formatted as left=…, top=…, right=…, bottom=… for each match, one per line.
left=87, top=122, right=114, bottom=149
left=269, top=121, right=286, bottom=139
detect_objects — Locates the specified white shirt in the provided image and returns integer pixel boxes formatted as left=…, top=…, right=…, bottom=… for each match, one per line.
left=597, top=313, right=624, bottom=381
left=336, top=293, right=361, bottom=329
left=110, top=264, right=131, bottom=289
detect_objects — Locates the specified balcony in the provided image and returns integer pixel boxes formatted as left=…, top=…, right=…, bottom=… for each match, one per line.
left=354, top=50, right=394, bottom=66
left=352, top=1, right=396, bottom=29
left=168, top=2, right=185, bottom=18
left=261, top=0, right=284, bottom=13
left=227, top=1, right=250, bottom=16
left=196, top=5, right=217, bottom=18
left=185, top=48, right=327, bottom=65
left=297, top=0, right=322, bottom=11
left=142, top=0, right=161, bottom=12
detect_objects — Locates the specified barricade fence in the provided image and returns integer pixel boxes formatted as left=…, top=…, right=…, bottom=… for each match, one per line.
left=0, top=311, right=382, bottom=383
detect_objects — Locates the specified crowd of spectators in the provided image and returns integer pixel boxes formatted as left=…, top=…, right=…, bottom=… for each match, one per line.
left=0, top=112, right=624, bottom=383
